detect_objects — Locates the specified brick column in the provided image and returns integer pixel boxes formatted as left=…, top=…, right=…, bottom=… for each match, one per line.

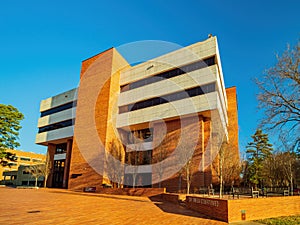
left=63, top=139, right=73, bottom=188
left=47, top=144, right=56, bottom=187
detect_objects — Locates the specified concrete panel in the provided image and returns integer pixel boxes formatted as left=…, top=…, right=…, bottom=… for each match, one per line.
left=126, top=142, right=153, bottom=152
left=37, top=108, right=76, bottom=128
left=118, top=65, right=218, bottom=106
left=40, top=88, right=77, bottom=112
left=35, top=126, right=74, bottom=144
left=120, top=37, right=218, bottom=85
left=116, top=92, right=219, bottom=128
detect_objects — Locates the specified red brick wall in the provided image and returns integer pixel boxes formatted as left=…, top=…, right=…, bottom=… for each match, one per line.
left=225, top=87, right=239, bottom=164
left=68, top=139, right=104, bottom=191
left=186, top=196, right=228, bottom=222
left=161, top=193, right=180, bottom=204
left=186, top=195, right=300, bottom=223
left=69, top=49, right=114, bottom=190
left=68, top=48, right=128, bottom=191
left=80, top=48, right=113, bottom=79
left=46, top=144, right=56, bottom=188
left=228, top=196, right=300, bottom=222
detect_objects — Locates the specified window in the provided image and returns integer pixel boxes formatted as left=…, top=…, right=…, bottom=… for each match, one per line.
left=8, top=162, right=18, bottom=167
left=20, top=164, right=30, bottom=166
left=56, top=143, right=67, bottom=154
left=119, top=105, right=128, bottom=114
left=119, top=83, right=216, bottom=113
left=120, top=56, right=215, bottom=92
left=125, top=150, right=152, bottom=165
left=32, top=159, right=42, bottom=163
left=38, top=119, right=74, bottom=133
left=127, top=128, right=153, bottom=144
left=142, top=150, right=152, bottom=165
left=41, top=101, right=77, bottom=117
left=20, top=157, right=30, bottom=161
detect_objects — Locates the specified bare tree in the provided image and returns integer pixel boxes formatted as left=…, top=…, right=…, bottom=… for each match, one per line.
left=281, top=137, right=298, bottom=194
left=214, top=137, right=240, bottom=197
left=262, top=153, right=278, bottom=187
left=127, top=130, right=144, bottom=188
left=255, top=40, right=300, bottom=146
left=222, top=147, right=241, bottom=186
left=211, top=118, right=240, bottom=197
left=262, top=150, right=298, bottom=191
left=218, top=142, right=225, bottom=197
left=106, top=139, right=124, bottom=188
left=177, top=149, right=193, bottom=194
left=152, top=128, right=169, bottom=188
left=43, top=151, right=52, bottom=187
left=28, top=164, right=45, bottom=187
left=279, top=151, right=297, bottom=195
left=176, top=126, right=196, bottom=194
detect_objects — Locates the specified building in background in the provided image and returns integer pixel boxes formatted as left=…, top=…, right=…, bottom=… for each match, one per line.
left=36, top=36, right=239, bottom=192
left=0, top=149, right=46, bottom=186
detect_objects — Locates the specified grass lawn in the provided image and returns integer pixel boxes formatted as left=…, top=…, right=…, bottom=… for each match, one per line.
left=257, top=215, right=300, bottom=225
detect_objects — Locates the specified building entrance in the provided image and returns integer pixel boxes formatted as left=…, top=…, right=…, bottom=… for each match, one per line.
left=52, top=160, right=65, bottom=188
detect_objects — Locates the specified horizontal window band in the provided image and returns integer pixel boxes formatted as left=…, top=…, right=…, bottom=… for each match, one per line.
left=119, top=82, right=216, bottom=114
left=38, top=119, right=74, bottom=133
left=41, top=101, right=77, bottom=117
left=120, top=56, right=215, bottom=92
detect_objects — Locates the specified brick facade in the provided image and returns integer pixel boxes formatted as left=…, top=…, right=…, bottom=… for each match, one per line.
left=38, top=38, right=240, bottom=192
left=186, top=195, right=300, bottom=223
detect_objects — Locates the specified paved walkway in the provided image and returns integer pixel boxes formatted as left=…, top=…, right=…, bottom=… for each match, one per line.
left=0, top=187, right=263, bottom=225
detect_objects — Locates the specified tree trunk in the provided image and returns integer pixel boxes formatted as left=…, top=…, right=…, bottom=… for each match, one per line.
left=219, top=150, right=223, bottom=198
left=219, top=174, right=223, bottom=198
left=290, top=173, right=293, bottom=196
left=186, top=168, right=190, bottom=194
left=132, top=174, right=136, bottom=188
left=35, top=177, right=38, bottom=187
left=44, top=175, right=48, bottom=188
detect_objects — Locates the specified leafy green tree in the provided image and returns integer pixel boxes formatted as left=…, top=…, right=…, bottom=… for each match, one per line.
left=0, top=104, right=24, bottom=166
left=246, top=129, right=273, bottom=188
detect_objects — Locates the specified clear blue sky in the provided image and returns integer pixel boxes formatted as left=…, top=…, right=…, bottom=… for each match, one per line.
left=0, top=0, right=299, bottom=155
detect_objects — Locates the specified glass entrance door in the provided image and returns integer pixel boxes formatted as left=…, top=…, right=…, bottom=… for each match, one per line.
left=52, top=160, right=65, bottom=188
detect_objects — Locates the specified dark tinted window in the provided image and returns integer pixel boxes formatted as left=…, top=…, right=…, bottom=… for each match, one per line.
left=120, top=56, right=215, bottom=92
left=56, top=143, right=67, bottom=154
left=38, top=119, right=74, bottom=133
left=41, top=101, right=77, bottom=117
left=120, top=83, right=215, bottom=114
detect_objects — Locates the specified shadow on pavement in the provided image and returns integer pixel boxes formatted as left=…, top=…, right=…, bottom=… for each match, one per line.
left=148, top=194, right=223, bottom=221
left=48, top=189, right=150, bottom=203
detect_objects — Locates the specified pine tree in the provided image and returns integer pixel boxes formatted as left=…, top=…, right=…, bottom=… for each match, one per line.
left=246, top=129, right=273, bottom=189
left=0, top=104, right=24, bottom=166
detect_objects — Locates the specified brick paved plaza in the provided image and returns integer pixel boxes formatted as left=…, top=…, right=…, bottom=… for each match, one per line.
left=0, top=187, right=229, bottom=225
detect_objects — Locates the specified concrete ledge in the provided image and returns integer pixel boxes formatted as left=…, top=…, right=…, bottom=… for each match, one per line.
left=16, top=186, right=39, bottom=189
